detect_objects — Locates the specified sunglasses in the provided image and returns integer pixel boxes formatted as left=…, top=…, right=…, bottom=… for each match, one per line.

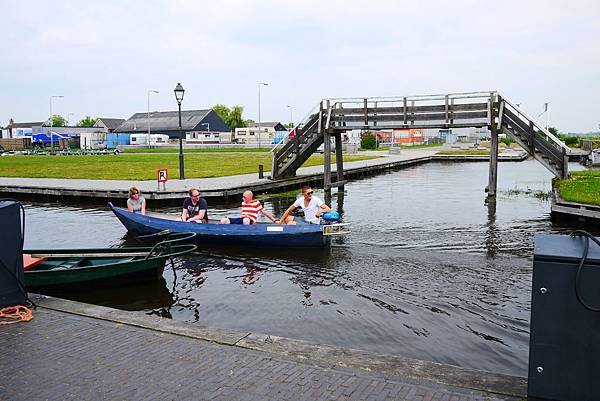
left=305, top=191, right=313, bottom=195
left=191, top=194, right=200, bottom=198
left=132, top=192, right=139, bottom=195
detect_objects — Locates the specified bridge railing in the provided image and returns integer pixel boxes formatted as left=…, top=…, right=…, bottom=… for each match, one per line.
left=326, top=91, right=495, bottom=130
left=271, top=102, right=322, bottom=177
left=498, top=94, right=570, bottom=153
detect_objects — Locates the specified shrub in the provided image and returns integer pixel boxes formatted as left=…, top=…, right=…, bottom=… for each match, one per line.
left=361, top=133, right=377, bottom=150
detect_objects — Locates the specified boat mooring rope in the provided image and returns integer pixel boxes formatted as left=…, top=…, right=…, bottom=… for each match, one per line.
left=0, top=305, right=33, bottom=325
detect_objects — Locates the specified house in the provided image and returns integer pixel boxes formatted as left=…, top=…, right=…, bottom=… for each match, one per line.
left=94, top=118, right=126, bottom=133
left=114, top=109, right=230, bottom=141
left=373, top=129, right=425, bottom=145
left=234, top=122, right=287, bottom=146
left=4, top=119, right=45, bottom=139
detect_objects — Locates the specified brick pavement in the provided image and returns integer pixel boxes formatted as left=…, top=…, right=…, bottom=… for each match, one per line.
left=0, top=307, right=520, bottom=401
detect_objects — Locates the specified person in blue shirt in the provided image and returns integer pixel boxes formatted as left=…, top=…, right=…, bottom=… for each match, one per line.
left=181, top=188, right=208, bottom=223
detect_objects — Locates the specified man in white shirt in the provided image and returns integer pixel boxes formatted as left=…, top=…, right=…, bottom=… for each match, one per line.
left=277, top=185, right=332, bottom=225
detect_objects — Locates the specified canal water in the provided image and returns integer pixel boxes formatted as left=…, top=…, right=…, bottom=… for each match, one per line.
left=21, top=160, right=597, bottom=376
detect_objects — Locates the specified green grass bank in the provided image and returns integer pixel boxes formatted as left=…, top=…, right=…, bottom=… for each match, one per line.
left=0, top=153, right=377, bottom=180
left=557, top=170, right=600, bottom=206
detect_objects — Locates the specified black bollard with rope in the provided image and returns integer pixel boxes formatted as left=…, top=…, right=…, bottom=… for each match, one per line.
left=0, top=199, right=35, bottom=325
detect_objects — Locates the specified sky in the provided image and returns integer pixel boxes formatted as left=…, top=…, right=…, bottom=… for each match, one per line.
left=1, top=0, right=599, bottom=133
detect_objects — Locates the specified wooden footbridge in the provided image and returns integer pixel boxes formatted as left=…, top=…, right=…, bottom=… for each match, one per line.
left=271, top=91, right=571, bottom=198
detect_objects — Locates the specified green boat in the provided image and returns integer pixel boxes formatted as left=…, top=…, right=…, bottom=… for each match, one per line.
left=24, top=235, right=196, bottom=290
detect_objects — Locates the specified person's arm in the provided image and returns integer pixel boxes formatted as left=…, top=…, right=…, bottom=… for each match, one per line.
left=261, top=208, right=277, bottom=223
left=181, top=208, right=189, bottom=221
left=277, top=204, right=297, bottom=224
left=141, top=198, right=146, bottom=215
left=315, top=203, right=332, bottom=218
left=189, top=209, right=206, bottom=222
left=127, top=200, right=134, bottom=212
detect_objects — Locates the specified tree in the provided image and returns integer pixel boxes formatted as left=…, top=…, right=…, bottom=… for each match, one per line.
left=228, top=106, right=247, bottom=130
left=50, top=114, right=66, bottom=127
left=212, top=104, right=249, bottom=131
left=284, top=122, right=294, bottom=128
left=212, top=104, right=231, bottom=122
left=78, top=116, right=97, bottom=128
left=361, top=132, right=377, bottom=149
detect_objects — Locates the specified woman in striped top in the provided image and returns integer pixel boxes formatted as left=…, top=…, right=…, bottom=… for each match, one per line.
left=220, top=190, right=277, bottom=225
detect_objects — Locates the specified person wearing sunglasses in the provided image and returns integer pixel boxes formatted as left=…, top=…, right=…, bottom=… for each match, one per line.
left=181, top=188, right=208, bottom=223
left=277, top=185, right=331, bottom=225
left=126, top=186, right=146, bottom=215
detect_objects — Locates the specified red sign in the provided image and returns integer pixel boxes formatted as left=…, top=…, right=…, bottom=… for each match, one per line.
left=157, top=168, right=168, bottom=183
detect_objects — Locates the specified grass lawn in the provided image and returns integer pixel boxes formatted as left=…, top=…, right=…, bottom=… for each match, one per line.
left=0, top=153, right=377, bottom=180
left=436, top=150, right=490, bottom=156
left=557, top=170, right=600, bottom=206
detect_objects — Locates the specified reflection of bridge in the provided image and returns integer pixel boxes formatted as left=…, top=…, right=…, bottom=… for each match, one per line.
left=271, top=91, right=570, bottom=198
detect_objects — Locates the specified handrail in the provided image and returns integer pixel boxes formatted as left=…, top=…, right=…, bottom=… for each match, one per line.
left=146, top=231, right=197, bottom=260
left=499, top=94, right=570, bottom=152
left=324, top=90, right=497, bottom=103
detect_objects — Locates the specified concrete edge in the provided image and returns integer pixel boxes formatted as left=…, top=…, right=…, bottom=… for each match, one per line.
left=32, top=293, right=527, bottom=398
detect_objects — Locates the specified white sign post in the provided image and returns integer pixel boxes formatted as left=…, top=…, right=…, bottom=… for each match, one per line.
left=157, top=168, right=168, bottom=191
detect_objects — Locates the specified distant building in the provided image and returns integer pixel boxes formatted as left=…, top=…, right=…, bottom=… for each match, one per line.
left=114, top=110, right=230, bottom=142
left=94, top=118, right=126, bottom=133
left=4, top=119, right=45, bottom=138
left=234, top=122, right=287, bottom=145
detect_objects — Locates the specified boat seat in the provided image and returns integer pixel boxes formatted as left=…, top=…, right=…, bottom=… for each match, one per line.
left=59, top=257, right=85, bottom=269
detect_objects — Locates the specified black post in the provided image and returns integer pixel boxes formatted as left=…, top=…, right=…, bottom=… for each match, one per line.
left=178, top=102, right=185, bottom=180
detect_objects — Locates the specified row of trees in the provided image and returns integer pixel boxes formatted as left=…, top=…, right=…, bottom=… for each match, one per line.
left=49, top=115, right=96, bottom=127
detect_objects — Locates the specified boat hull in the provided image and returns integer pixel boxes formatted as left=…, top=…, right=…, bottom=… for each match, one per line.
left=24, top=245, right=192, bottom=289
left=109, top=203, right=330, bottom=248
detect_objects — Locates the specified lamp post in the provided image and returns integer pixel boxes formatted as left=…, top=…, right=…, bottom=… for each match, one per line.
left=174, top=83, right=185, bottom=180
left=147, top=89, right=159, bottom=138
left=67, top=113, right=74, bottom=126
left=49, top=95, right=64, bottom=152
left=258, top=82, right=268, bottom=149
left=286, top=105, right=293, bottom=128
left=537, top=102, right=550, bottom=129
left=201, top=122, right=210, bottom=132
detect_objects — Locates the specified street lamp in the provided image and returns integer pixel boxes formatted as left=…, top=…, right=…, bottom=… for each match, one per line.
left=287, top=105, right=293, bottom=128
left=67, top=113, right=75, bottom=126
left=49, top=95, right=64, bottom=152
left=174, top=83, right=185, bottom=180
left=147, top=89, right=159, bottom=138
left=537, top=102, right=550, bottom=129
left=201, top=122, right=210, bottom=132
left=258, top=82, right=268, bottom=148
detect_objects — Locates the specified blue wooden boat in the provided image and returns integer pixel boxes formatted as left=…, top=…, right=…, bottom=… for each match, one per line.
left=109, top=203, right=347, bottom=248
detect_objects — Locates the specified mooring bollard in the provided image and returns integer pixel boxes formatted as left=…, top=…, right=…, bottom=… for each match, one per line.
left=258, top=164, right=264, bottom=179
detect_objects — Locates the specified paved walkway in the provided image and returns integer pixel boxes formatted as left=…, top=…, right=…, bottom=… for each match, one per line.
left=0, top=295, right=525, bottom=401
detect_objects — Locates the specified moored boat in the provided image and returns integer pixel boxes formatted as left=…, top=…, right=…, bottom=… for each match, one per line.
left=24, top=237, right=196, bottom=290
left=108, top=203, right=349, bottom=248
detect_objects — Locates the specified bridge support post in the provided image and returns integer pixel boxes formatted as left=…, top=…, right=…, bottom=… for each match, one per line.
left=334, top=132, right=344, bottom=189
left=487, top=120, right=499, bottom=199
left=324, top=130, right=332, bottom=191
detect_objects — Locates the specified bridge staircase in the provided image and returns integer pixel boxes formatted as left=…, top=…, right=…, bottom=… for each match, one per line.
left=271, top=104, right=327, bottom=179
left=497, top=96, right=570, bottom=179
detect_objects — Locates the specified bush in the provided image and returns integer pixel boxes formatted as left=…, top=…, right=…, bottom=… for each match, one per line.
left=558, top=134, right=579, bottom=146
left=500, top=136, right=514, bottom=146
left=361, top=133, right=377, bottom=150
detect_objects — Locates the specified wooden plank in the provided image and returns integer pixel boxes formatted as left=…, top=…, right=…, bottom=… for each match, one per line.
left=331, top=111, right=488, bottom=123
left=330, top=102, right=488, bottom=115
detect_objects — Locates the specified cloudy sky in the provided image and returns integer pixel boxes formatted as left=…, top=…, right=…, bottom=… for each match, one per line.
left=1, top=0, right=599, bottom=132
